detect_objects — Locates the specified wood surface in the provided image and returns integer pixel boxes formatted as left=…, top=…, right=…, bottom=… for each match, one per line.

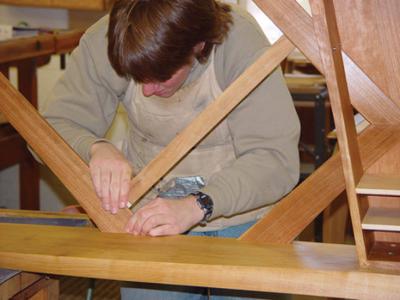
left=0, top=0, right=113, bottom=11
left=322, top=192, right=349, bottom=244
left=362, top=207, right=400, bottom=232
left=0, top=223, right=399, bottom=300
left=54, top=30, right=84, bottom=54
left=0, top=208, right=93, bottom=228
left=127, top=36, right=295, bottom=206
left=0, top=30, right=83, bottom=210
left=0, top=35, right=54, bottom=64
left=0, top=74, right=132, bottom=232
left=0, top=126, right=28, bottom=169
left=241, top=125, right=398, bottom=243
left=254, top=0, right=400, bottom=125
left=0, top=209, right=89, bottom=222
left=334, top=0, right=400, bottom=108
left=0, top=272, right=41, bottom=300
left=11, top=276, right=58, bottom=300
left=357, top=174, right=400, bottom=196
left=0, top=114, right=6, bottom=124
left=0, top=31, right=83, bottom=64
left=310, top=0, right=368, bottom=265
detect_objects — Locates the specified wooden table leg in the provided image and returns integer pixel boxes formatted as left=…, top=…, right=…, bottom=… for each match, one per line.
left=16, top=59, right=40, bottom=210
left=323, top=191, right=349, bottom=244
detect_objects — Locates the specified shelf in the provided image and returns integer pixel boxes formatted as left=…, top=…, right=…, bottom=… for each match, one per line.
left=356, top=174, right=400, bottom=196
left=362, top=207, right=400, bottom=231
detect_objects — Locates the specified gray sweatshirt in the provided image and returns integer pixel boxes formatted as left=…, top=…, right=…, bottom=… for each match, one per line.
left=43, top=5, right=300, bottom=222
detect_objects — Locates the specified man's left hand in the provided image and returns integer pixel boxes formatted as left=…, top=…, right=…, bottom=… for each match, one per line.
left=125, top=196, right=204, bottom=236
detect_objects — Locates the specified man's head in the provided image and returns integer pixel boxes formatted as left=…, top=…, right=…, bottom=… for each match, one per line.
left=108, top=0, right=232, bottom=85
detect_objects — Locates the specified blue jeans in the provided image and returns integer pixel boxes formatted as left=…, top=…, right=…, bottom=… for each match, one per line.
left=121, top=221, right=291, bottom=300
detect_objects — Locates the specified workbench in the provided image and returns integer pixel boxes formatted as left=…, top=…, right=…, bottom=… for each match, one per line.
left=0, top=30, right=83, bottom=210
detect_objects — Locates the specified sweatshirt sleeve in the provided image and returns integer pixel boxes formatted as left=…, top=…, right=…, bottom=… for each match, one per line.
left=202, top=8, right=300, bottom=218
left=42, top=16, right=129, bottom=163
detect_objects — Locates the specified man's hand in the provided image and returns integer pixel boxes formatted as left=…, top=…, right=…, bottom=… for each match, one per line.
left=125, top=196, right=204, bottom=236
left=89, top=142, right=133, bottom=214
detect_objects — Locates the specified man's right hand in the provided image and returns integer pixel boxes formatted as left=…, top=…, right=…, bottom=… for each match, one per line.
left=89, top=142, right=133, bottom=214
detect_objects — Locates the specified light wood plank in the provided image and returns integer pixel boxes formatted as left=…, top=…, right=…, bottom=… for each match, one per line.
left=362, top=207, right=400, bottom=231
left=357, top=174, right=400, bottom=196
left=0, top=208, right=89, bottom=221
left=310, top=0, right=368, bottom=265
left=128, top=37, right=294, bottom=206
left=0, top=74, right=132, bottom=233
left=0, top=223, right=399, bottom=300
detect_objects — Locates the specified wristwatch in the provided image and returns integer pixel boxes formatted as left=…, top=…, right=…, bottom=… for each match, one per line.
left=191, top=191, right=213, bottom=225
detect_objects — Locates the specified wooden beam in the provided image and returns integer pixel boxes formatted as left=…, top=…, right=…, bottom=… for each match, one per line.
left=128, top=36, right=295, bottom=206
left=309, top=0, right=367, bottom=264
left=241, top=125, right=400, bottom=243
left=0, top=0, right=113, bottom=11
left=0, top=74, right=132, bottom=232
left=0, top=223, right=399, bottom=300
left=253, top=0, right=400, bottom=125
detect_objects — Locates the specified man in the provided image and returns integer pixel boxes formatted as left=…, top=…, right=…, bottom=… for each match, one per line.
left=44, top=0, right=299, bottom=298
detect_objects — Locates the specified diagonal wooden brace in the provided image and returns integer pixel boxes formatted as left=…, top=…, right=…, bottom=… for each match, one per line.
left=127, top=36, right=295, bottom=206
left=253, top=0, right=400, bottom=125
left=0, top=74, right=132, bottom=233
left=0, top=36, right=294, bottom=231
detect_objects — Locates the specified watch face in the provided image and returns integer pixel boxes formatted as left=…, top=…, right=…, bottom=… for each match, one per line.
left=198, top=193, right=213, bottom=209
left=193, top=192, right=213, bottom=222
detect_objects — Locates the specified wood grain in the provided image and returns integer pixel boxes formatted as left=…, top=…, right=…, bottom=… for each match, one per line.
left=357, top=174, right=400, bottom=196
left=334, top=0, right=400, bottom=108
left=0, top=0, right=113, bottom=11
left=253, top=0, right=400, bottom=124
left=0, top=74, right=132, bottom=232
left=0, top=223, right=399, bottom=300
left=242, top=126, right=399, bottom=243
left=0, top=35, right=54, bottom=64
left=310, top=0, right=367, bottom=265
left=0, top=272, right=42, bottom=300
left=362, top=207, right=400, bottom=231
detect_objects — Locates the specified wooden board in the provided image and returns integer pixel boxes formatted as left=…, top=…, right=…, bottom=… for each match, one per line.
left=0, top=223, right=399, bottom=300
left=334, top=0, right=400, bottom=108
left=0, top=35, right=55, bottom=64
left=357, top=174, right=400, bottom=196
left=253, top=0, right=400, bottom=125
left=362, top=207, right=400, bottom=231
left=0, top=271, right=41, bottom=300
left=242, top=125, right=400, bottom=242
left=0, top=0, right=113, bottom=11
left=0, top=208, right=93, bottom=228
left=0, top=73, right=132, bottom=233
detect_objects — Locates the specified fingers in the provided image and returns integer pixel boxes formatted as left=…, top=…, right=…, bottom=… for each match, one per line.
left=119, top=168, right=131, bottom=209
left=125, top=197, right=199, bottom=237
left=89, top=142, right=133, bottom=214
left=126, top=212, right=179, bottom=236
left=109, top=167, right=121, bottom=214
left=149, top=225, right=176, bottom=237
left=90, top=166, right=102, bottom=204
left=125, top=201, right=162, bottom=235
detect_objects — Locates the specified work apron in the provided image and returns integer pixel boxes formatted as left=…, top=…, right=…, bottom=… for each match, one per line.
left=122, top=50, right=269, bottom=231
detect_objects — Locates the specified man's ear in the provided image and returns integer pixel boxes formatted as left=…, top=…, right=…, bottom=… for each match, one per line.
left=193, top=41, right=206, bottom=54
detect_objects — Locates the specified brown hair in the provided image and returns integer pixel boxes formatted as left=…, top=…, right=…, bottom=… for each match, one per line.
left=108, top=0, right=232, bottom=83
